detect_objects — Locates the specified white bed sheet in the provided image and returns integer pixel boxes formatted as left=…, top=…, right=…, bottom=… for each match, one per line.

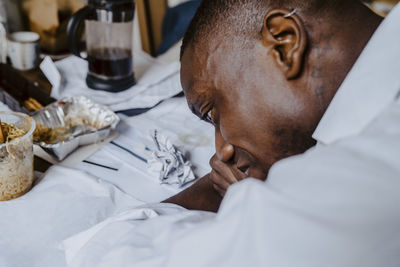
left=0, top=94, right=215, bottom=267
left=0, top=166, right=142, bottom=267
left=0, top=55, right=215, bottom=267
left=63, top=203, right=215, bottom=267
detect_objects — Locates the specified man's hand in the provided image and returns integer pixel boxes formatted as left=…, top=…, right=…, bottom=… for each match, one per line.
left=163, top=155, right=246, bottom=212
left=209, top=154, right=246, bottom=197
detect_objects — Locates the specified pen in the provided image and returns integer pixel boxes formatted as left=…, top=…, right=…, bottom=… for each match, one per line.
left=110, top=141, right=148, bottom=163
left=83, top=160, right=119, bottom=171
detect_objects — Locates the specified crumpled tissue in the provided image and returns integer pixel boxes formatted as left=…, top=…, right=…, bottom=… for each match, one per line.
left=148, top=130, right=195, bottom=186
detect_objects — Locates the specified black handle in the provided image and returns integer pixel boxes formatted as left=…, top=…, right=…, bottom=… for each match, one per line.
left=67, top=6, right=91, bottom=59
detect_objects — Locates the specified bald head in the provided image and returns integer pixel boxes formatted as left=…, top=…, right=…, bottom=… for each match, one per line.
left=181, top=0, right=359, bottom=59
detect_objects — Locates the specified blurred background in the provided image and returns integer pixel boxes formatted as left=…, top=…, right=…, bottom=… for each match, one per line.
left=1, top=0, right=398, bottom=60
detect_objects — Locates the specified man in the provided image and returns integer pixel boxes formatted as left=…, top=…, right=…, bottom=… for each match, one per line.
left=159, top=0, right=400, bottom=266
left=165, top=0, right=383, bottom=212
left=64, top=0, right=400, bottom=266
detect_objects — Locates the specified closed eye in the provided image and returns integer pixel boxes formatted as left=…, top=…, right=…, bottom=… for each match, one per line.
left=203, top=110, right=214, bottom=124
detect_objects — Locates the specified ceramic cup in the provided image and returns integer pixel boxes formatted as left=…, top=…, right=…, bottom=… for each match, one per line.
left=7, top=31, right=40, bottom=71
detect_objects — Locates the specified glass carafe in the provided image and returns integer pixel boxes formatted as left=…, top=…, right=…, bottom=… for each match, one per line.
left=67, top=0, right=136, bottom=92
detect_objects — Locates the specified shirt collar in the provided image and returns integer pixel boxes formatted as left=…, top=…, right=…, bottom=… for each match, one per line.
left=312, top=4, right=400, bottom=145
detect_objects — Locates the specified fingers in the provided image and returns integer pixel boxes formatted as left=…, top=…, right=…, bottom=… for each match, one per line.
left=210, top=169, right=232, bottom=192
left=209, top=155, right=247, bottom=196
left=211, top=161, right=239, bottom=184
left=210, top=155, right=238, bottom=183
left=210, top=155, right=247, bottom=181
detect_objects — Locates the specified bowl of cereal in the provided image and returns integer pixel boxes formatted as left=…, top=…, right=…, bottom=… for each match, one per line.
left=0, top=111, right=36, bottom=201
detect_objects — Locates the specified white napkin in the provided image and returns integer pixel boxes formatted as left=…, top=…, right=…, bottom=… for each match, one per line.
left=148, top=130, right=195, bottom=186
left=49, top=52, right=182, bottom=111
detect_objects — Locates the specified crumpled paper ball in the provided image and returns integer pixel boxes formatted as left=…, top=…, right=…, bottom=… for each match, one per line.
left=148, top=130, right=195, bottom=186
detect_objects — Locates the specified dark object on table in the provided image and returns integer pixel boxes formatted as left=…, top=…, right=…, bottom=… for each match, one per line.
left=157, top=0, right=201, bottom=56
left=0, top=63, right=55, bottom=113
left=67, top=0, right=136, bottom=92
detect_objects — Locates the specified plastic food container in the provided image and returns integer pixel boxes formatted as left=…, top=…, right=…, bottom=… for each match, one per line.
left=0, top=112, right=36, bottom=201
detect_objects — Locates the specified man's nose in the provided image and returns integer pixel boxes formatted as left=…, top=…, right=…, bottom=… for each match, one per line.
left=215, top=128, right=234, bottom=162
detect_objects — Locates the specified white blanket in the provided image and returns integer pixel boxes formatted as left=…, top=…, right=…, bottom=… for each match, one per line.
left=63, top=203, right=214, bottom=267
left=0, top=166, right=141, bottom=267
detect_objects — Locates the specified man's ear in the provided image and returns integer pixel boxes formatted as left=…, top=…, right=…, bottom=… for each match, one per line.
left=262, top=9, right=307, bottom=80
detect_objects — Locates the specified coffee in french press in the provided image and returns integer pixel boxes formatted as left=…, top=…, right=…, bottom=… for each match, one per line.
left=67, top=0, right=136, bottom=92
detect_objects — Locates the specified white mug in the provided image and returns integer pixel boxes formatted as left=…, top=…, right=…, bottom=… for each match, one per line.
left=7, top=31, right=40, bottom=71
left=0, top=23, right=6, bottom=63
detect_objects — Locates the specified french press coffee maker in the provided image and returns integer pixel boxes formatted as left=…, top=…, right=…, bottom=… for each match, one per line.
left=67, top=0, right=136, bottom=92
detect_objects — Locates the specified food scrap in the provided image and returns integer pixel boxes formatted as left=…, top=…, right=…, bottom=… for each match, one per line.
left=33, top=118, right=94, bottom=144
left=0, top=119, right=34, bottom=201
left=0, top=121, right=26, bottom=144
left=33, top=123, right=68, bottom=144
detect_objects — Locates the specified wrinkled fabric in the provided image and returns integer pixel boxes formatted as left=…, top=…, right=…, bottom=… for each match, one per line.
left=0, top=166, right=140, bottom=267
left=313, top=3, right=400, bottom=144
left=51, top=54, right=182, bottom=112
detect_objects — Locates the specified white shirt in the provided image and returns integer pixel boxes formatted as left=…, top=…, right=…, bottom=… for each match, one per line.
left=313, top=3, right=400, bottom=144
left=63, top=4, right=400, bottom=267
